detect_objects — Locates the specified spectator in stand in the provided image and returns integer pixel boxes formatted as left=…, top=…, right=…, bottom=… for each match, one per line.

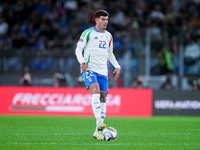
left=159, top=45, right=174, bottom=75
left=110, top=7, right=130, bottom=30
left=179, top=5, right=189, bottom=19
left=167, top=17, right=179, bottom=39
left=64, top=0, right=78, bottom=17
left=161, top=74, right=174, bottom=90
left=55, top=28, right=67, bottom=47
left=46, top=22, right=59, bottom=49
left=53, top=72, right=66, bottom=87
left=171, top=36, right=179, bottom=54
left=13, top=0, right=25, bottom=23
left=113, top=31, right=126, bottom=56
left=28, top=10, right=41, bottom=29
left=22, top=22, right=38, bottom=45
left=163, top=8, right=173, bottom=22
left=22, top=0, right=35, bottom=22
left=189, top=11, right=200, bottom=28
left=10, top=24, right=21, bottom=35
left=150, top=23, right=162, bottom=49
left=46, top=6, right=59, bottom=21
left=112, top=31, right=126, bottom=73
left=38, top=22, right=51, bottom=41
left=0, top=34, right=12, bottom=50
left=32, top=35, right=46, bottom=50
left=88, top=5, right=96, bottom=26
left=150, top=4, right=164, bottom=20
left=5, top=9, right=17, bottom=28
left=193, top=78, right=200, bottom=90
left=18, top=72, right=32, bottom=86
left=10, top=24, right=28, bottom=48
left=40, top=13, right=52, bottom=28
left=11, top=32, right=28, bottom=49
left=0, top=14, right=9, bottom=36
left=133, top=76, right=145, bottom=88
left=184, top=38, right=200, bottom=74
left=36, top=0, right=50, bottom=15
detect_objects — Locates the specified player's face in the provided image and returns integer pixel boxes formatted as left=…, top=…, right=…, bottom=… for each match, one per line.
left=96, top=16, right=108, bottom=29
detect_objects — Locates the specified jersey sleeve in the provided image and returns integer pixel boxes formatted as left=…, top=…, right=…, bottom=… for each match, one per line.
left=75, top=30, right=90, bottom=64
left=108, top=34, right=121, bottom=68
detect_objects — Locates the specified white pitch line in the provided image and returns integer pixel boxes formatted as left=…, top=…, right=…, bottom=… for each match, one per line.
left=7, top=142, right=132, bottom=146
left=5, top=142, right=200, bottom=146
left=160, top=133, right=192, bottom=135
left=0, top=132, right=195, bottom=136
left=0, top=132, right=196, bottom=136
left=0, top=133, right=76, bottom=136
left=120, top=132, right=194, bottom=135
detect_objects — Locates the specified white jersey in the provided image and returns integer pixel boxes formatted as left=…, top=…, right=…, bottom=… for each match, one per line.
left=75, top=27, right=120, bottom=76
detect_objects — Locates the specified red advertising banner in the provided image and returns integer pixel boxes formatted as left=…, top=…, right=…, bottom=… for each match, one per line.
left=0, top=86, right=152, bottom=117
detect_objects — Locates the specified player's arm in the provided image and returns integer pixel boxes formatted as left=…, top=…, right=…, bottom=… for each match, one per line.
left=108, top=36, right=121, bottom=80
left=109, top=53, right=121, bottom=80
left=75, top=34, right=88, bottom=73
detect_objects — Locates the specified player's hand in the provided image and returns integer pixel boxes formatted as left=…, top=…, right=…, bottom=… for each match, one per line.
left=113, top=68, right=120, bottom=80
left=80, top=62, right=88, bottom=73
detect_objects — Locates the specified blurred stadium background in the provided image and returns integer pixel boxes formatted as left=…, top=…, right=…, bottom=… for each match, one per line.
left=1, top=1, right=200, bottom=148
left=0, top=0, right=200, bottom=90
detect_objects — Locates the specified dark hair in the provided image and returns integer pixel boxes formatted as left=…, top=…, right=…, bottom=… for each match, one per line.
left=94, top=10, right=109, bottom=19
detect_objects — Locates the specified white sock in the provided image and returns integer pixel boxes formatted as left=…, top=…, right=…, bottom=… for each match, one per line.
left=92, top=94, right=101, bottom=125
left=101, top=103, right=106, bottom=123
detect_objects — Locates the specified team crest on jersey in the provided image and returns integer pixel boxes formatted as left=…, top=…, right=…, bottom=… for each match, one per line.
left=89, top=78, right=92, bottom=82
left=79, top=38, right=84, bottom=42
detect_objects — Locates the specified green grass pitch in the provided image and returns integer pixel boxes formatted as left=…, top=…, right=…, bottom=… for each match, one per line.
left=0, top=116, right=200, bottom=150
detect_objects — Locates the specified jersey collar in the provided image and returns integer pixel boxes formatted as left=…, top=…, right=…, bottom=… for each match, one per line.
left=93, top=26, right=105, bottom=33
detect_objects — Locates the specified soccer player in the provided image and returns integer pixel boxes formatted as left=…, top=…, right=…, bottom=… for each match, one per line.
left=75, top=10, right=121, bottom=141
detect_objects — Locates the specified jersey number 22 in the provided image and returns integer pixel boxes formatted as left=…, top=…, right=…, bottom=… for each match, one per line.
left=99, top=40, right=106, bottom=49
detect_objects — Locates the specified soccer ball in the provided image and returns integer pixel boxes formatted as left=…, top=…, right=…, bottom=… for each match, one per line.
left=103, top=127, right=118, bottom=141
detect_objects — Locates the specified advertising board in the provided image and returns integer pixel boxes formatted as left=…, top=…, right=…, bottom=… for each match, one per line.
left=153, top=90, right=200, bottom=116
left=0, top=86, right=152, bottom=117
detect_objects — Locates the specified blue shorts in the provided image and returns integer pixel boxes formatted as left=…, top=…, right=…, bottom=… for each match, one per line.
left=81, top=70, right=108, bottom=92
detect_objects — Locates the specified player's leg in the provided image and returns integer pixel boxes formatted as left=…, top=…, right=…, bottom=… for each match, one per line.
left=89, top=83, right=105, bottom=140
left=97, top=74, right=108, bottom=130
left=89, top=83, right=105, bottom=130
left=89, top=82, right=101, bottom=125
left=82, top=70, right=102, bottom=125
left=81, top=70, right=104, bottom=140
left=100, top=91, right=107, bottom=123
